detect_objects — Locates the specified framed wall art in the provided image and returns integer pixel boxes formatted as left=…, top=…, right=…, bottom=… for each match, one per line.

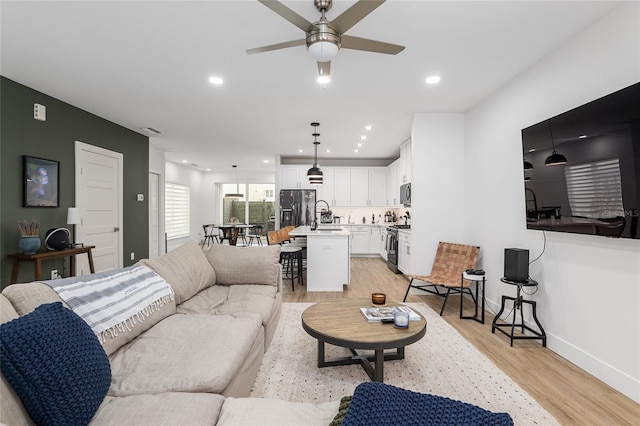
left=23, top=155, right=60, bottom=207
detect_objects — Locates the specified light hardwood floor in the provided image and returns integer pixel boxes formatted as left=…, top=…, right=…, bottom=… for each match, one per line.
left=282, top=257, right=640, bottom=425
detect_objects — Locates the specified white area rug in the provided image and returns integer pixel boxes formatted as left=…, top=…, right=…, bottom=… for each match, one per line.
left=250, top=302, right=559, bottom=425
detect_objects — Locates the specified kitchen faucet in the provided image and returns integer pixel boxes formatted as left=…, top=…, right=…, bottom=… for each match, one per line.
left=311, top=200, right=330, bottom=230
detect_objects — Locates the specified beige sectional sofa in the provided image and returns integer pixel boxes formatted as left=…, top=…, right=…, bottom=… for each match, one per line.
left=0, top=241, right=340, bottom=426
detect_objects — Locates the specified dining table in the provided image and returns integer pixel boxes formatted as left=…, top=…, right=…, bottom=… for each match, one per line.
left=218, top=224, right=254, bottom=246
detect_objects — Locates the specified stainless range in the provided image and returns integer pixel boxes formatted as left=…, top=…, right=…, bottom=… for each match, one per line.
left=386, top=224, right=410, bottom=273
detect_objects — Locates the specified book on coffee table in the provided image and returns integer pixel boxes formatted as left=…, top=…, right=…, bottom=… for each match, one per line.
left=360, top=306, right=420, bottom=322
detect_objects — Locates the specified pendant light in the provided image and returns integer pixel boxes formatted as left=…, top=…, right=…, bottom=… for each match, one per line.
left=224, top=165, right=243, bottom=198
left=523, top=160, right=534, bottom=170
left=544, top=120, right=567, bottom=166
left=307, top=122, right=323, bottom=185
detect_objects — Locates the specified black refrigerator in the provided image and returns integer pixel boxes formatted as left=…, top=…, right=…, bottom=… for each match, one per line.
left=279, top=189, right=316, bottom=227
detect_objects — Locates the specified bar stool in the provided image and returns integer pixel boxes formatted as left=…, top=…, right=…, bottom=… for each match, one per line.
left=267, top=230, right=304, bottom=291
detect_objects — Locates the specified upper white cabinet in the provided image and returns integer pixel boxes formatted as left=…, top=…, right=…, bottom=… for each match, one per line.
left=281, top=165, right=314, bottom=189
left=319, top=167, right=350, bottom=206
left=350, top=168, right=387, bottom=207
left=399, top=139, right=411, bottom=183
left=368, top=168, right=387, bottom=206
left=386, top=159, right=400, bottom=206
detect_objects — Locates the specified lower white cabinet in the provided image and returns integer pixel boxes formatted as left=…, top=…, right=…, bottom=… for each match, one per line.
left=398, top=231, right=411, bottom=274
left=350, top=226, right=370, bottom=254
left=379, top=227, right=388, bottom=261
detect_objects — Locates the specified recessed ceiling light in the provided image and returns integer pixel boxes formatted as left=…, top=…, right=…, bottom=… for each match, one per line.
left=317, top=75, right=330, bottom=84
left=208, top=76, right=224, bottom=85
left=425, top=75, right=441, bottom=84
left=181, top=160, right=189, bottom=163
left=528, top=148, right=536, bottom=153
left=263, top=160, right=269, bottom=163
left=360, top=135, right=367, bottom=140
left=354, top=149, right=359, bottom=153
left=579, top=135, right=587, bottom=139
left=298, top=149, right=304, bottom=153
left=205, top=168, right=211, bottom=172
left=365, top=125, right=373, bottom=131
left=326, top=149, right=331, bottom=153
left=357, top=143, right=363, bottom=147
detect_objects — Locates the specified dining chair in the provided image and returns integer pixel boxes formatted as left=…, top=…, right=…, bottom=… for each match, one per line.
left=247, top=225, right=264, bottom=246
left=201, top=224, right=219, bottom=247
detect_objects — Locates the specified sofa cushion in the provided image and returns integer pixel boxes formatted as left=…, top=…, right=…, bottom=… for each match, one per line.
left=206, top=244, right=280, bottom=286
left=0, top=302, right=111, bottom=426
left=176, top=284, right=230, bottom=315
left=109, top=313, right=262, bottom=396
left=1, top=282, right=65, bottom=316
left=216, top=285, right=277, bottom=325
left=217, top=398, right=341, bottom=426
left=140, top=240, right=216, bottom=304
left=93, top=393, right=225, bottom=426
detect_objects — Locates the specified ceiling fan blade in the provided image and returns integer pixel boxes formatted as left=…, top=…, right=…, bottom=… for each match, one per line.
left=258, top=0, right=317, bottom=32
left=317, top=61, right=331, bottom=77
left=331, top=0, right=385, bottom=34
left=341, top=35, right=405, bottom=55
left=246, top=39, right=306, bottom=55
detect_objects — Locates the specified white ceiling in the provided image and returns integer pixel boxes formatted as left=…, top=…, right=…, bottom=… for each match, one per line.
left=1, top=1, right=621, bottom=173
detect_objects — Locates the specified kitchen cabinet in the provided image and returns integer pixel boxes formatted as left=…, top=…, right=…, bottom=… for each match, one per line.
left=379, top=227, right=388, bottom=260
left=318, top=167, right=350, bottom=206
left=399, top=139, right=411, bottom=183
left=350, top=225, right=371, bottom=254
left=387, top=159, right=400, bottom=206
left=398, top=231, right=411, bottom=274
left=350, top=168, right=387, bottom=207
left=281, top=165, right=314, bottom=189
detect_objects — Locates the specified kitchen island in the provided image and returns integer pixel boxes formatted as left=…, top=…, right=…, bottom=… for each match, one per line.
left=289, top=226, right=350, bottom=292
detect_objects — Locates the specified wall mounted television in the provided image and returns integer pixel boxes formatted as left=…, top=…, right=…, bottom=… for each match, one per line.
left=521, top=82, right=639, bottom=239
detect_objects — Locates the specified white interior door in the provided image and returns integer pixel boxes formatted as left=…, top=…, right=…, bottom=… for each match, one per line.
left=148, top=172, right=161, bottom=258
left=75, top=141, right=123, bottom=274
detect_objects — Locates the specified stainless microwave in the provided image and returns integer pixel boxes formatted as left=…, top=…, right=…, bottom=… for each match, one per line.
left=400, top=183, right=411, bottom=207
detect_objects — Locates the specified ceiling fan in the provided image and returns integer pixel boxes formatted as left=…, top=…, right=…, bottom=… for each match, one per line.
left=246, top=0, right=405, bottom=82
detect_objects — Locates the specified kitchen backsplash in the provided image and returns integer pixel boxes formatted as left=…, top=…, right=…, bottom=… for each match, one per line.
left=330, top=207, right=411, bottom=225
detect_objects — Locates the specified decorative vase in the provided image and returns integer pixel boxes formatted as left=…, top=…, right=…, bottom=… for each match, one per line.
left=19, top=236, right=41, bottom=255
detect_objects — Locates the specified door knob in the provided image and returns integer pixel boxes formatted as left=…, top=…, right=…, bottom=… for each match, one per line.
left=114, top=227, right=120, bottom=232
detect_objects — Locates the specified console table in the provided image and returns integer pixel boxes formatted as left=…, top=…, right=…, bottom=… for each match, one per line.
left=492, top=277, right=546, bottom=347
left=8, top=245, right=96, bottom=284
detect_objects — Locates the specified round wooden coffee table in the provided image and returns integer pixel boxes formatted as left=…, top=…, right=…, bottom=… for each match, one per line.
left=301, top=298, right=427, bottom=382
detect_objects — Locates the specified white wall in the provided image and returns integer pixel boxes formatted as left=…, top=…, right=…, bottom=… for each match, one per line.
left=411, top=113, right=466, bottom=275
left=464, top=2, right=640, bottom=402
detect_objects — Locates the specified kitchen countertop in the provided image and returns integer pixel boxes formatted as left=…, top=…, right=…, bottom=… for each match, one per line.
left=290, top=226, right=350, bottom=237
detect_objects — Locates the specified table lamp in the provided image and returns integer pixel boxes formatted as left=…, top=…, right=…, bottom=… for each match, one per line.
left=67, top=207, right=80, bottom=246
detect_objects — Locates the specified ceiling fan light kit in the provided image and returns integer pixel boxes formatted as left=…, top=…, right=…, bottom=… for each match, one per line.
left=249, top=0, right=404, bottom=81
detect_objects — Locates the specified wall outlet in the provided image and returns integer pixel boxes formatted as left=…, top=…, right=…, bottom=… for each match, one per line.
left=51, top=270, right=59, bottom=280
left=34, top=103, right=46, bottom=121
left=130, top=252, right=135, bottom=261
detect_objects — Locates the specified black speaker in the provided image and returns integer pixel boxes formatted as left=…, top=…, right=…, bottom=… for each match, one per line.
left=504, top=248, right=529, bottom=282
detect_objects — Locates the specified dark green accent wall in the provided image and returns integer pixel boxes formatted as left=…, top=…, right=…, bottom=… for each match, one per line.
left=1, top=77, right=149, bottom=288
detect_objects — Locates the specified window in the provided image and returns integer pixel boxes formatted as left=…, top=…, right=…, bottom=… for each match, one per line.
left=565, top=158, right=624, bottom=218
left=165, top=182, right=190, bottom=239
left=265, top=189, right=274, bottom=199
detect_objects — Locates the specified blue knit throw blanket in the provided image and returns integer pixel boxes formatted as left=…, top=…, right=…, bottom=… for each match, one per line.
left=342, top=382, right=513, bottom=426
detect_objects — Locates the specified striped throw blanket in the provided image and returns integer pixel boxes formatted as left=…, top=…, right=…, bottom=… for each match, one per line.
left=44, top=265, right=174, bottom=341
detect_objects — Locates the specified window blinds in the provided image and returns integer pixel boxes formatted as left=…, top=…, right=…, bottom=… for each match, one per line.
left=165, top=182, right=190, bottom=239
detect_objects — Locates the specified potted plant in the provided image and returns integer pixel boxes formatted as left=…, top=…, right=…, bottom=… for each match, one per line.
left=18, top=218, right=41, bottom=254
